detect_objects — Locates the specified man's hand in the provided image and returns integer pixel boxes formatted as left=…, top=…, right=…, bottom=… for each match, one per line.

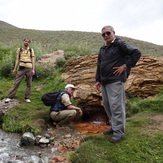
left=78, top=108, right=83, bottom=116
left=75, top=107, right=83, bottom=116
left=32, top=70, right=35, bottom=76
left=95, top=82, right=101, bottom=93
left=113, top=65, right=127, bottom=76
left=68, top=105, right=83, bottom=116
left=12, top=69, right=17, bottom=75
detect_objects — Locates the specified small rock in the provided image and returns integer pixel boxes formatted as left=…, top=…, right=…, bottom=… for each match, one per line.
left=39, top=137, right=50, bottom=144
left=20, top=132, right=35, bottom=146
left=65, top=134, right=72, bottom=138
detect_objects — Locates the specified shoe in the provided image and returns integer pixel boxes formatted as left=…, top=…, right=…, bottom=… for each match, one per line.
left=103, top=128, right=113, bottom=135
left=5, top=98, right=12, bottom=103
left=110, top=135, right=123, bottom=143
left=25, top=99, right=31, bottom=103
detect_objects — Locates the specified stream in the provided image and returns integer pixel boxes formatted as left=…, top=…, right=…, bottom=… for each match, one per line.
left=0, top=99, right=110, bottom=163
left=0, top=129, right=52, bottom=163
left=0, top=122, right=110, bottom=163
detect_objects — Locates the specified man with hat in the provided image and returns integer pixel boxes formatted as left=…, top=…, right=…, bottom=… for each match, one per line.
left=50, top=84, right=83, bottom=127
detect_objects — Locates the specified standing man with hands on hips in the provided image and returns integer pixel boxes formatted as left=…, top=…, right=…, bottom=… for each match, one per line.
left=95, top=25, right=141, bottom=143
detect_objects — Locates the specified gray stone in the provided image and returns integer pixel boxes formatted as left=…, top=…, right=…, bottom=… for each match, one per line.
left=20, top=132, right=35, bottom=146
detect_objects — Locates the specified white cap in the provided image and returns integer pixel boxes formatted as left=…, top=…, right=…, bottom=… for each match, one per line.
left=65, top=84, right=77, bottom=89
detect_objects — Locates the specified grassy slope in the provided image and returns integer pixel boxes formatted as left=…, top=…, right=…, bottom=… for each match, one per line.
left=0, top=22, right=163, bottom=57
left=0, top=21, right=163, bottom=162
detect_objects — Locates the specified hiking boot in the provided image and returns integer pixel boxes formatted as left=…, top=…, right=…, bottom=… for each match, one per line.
left=25, top=99, right=31, bottom=103
left=110, top=135, right=123, bottom=143
left=103, top=128, right=113, bottom=135
left=5, top=98, right=12, bottom=103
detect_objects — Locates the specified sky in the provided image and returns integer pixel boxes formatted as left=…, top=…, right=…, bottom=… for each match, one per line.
left=0, top=0, right=163, bottom=45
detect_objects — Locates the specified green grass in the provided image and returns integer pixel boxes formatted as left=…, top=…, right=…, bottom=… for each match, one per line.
left=126, top=97, right=163, bottom=116
left=68, top=113, right=163, bottom=163
left=0, top=68, right=66, bottom=135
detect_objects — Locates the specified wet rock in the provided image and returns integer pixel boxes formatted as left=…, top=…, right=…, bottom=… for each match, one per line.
left=44, top=133, right=51, bottom=138
left=31, top=155, right=49, bottom=163
left=49, top=137, right=55, bottom=142
left=35, top=135, right=42, bottom=145
left=20, top=132, right=36, bottom=146
left=39, top=143, right=48, bottom=148
left=39, top=137, right=50, bottom=144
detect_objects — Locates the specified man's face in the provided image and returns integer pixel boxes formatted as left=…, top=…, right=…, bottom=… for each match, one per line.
left=23, top=39, right=30, bottom=47
left=66, top=87, right=75, bottom=96
left=101, top=28, right=115, bottom=45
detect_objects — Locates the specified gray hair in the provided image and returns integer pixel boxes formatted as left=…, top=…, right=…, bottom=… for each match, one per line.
left=101, top=26, right=115, bottom=32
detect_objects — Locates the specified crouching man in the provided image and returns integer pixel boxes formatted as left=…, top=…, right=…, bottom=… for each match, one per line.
left=50, top=84, right=83, bottom=128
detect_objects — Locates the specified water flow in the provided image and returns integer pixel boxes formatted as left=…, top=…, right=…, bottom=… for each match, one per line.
left=0, top=129, right=50, bottom=163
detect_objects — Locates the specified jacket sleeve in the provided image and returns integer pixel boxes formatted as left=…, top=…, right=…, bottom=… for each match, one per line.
left=95, top=51, right=101, bottom=82
left=120, top=40, right=141, bottom=68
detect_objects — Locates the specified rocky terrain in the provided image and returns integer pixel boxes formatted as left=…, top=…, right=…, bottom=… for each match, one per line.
left=61, top=54, right=163, bottom=114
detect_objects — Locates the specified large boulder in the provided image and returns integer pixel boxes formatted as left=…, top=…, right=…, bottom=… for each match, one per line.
left=61, top=54, right=163, bottom=110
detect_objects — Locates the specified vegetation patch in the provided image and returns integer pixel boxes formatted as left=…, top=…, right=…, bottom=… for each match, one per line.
left=69, top=113, right=163, bottom=163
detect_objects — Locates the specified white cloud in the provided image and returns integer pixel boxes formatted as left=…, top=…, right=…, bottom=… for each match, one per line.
left=0, top=0, right=163, bottom=45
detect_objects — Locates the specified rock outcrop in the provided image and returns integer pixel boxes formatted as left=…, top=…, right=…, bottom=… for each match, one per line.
left=61, top=55, right=163, bottom=111
left=36, top=52, right=163, bottom=120
left=36, top=50, right=65, bottom=67
left=125, top=55, right=163, bottom=98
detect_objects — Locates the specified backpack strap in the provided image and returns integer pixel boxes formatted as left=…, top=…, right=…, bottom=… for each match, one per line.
left=19, top=47, right=33, bottom=63
left=19, top=47, right=32, bottom=58
left=57, top=91, right=71, bottom=101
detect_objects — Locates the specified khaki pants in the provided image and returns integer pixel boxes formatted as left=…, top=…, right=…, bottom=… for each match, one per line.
left=8, top=67, right=32, bottom=99
left=50, top=110, right=77, bottom=126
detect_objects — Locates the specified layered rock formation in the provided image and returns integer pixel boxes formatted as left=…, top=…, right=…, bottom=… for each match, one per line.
left=61, top=55, right=163, bottom=111
left=37, top=51, right=163, bottom=121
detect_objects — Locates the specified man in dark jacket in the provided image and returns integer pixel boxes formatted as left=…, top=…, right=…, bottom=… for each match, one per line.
left=95, top=25, right=141, bottom=143
left=50, top=84, right=83, bottom=128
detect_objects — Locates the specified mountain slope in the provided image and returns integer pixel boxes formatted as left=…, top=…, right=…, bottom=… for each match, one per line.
left=0, top=20, right=17, bottom=28
left=0, top=20, right=163, bottom=56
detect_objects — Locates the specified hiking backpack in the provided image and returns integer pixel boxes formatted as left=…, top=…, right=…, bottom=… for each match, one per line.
left=41, top=91, right=61, bottom=106
left=19, top=47, right=33, bottom=58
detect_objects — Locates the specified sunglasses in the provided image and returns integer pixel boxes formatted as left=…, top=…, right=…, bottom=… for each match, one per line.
left=102, top=31, right=111, bottom=37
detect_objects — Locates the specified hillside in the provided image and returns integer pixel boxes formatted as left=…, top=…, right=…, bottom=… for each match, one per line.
left=0, top=20, right=163, bottom=56
left=0, top=20, right=17, bottom=28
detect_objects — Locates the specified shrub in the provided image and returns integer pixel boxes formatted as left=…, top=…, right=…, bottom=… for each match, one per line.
left=0, top=55, right=14, bottom=78
left=55, top=58, right=66, bottom=68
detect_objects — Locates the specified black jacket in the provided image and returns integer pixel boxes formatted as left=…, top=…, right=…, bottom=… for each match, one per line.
left=96, top=37, right=141, bottom=85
